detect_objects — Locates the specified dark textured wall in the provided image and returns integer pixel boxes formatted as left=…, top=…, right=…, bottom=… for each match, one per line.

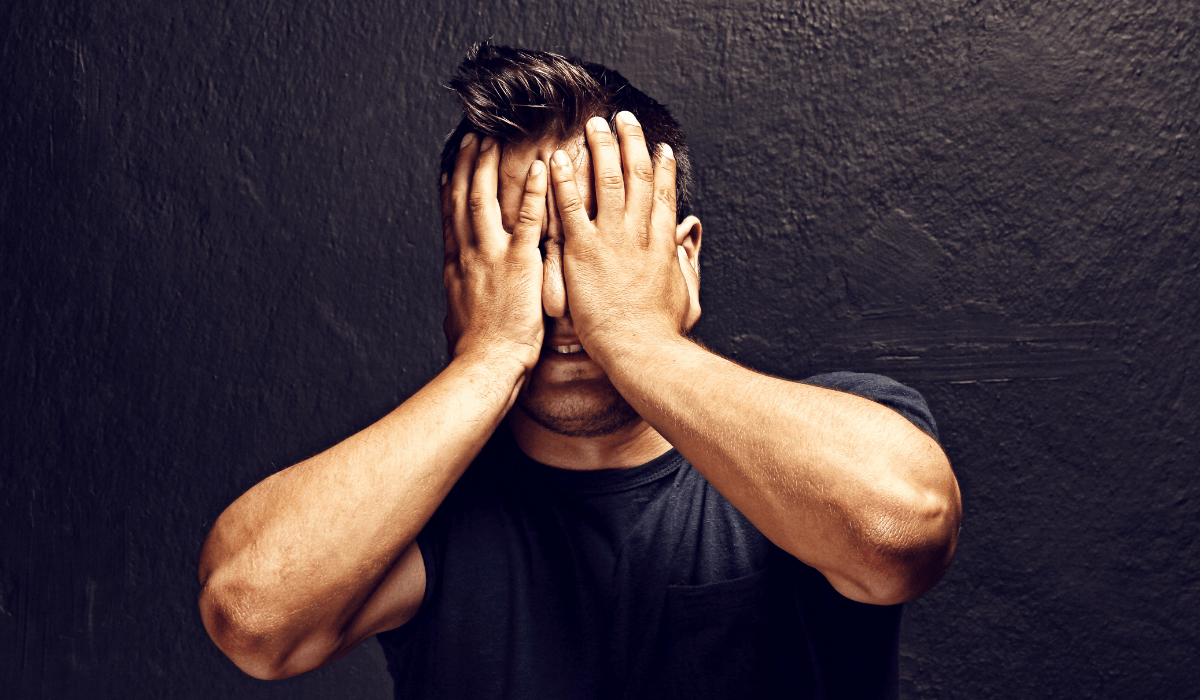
left=2, top=0, right=1197, bottom=697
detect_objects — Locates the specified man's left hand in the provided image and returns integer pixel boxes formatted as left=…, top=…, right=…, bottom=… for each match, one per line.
left=547, top=113, right=700, bottom=368
left=548, top=114, right=959, bottom=608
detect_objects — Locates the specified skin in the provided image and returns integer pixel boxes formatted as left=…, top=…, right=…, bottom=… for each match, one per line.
left=492, top=136, right=702, bottom=467
left=197, top=114, right=961, bottom=681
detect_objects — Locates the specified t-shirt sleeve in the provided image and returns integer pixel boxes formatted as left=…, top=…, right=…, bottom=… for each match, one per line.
left=801, top=371, right=939, bottom=442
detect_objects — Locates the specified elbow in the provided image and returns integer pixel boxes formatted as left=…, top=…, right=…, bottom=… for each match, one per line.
left=198, top=574, right=303, bottom=680
left=197, top=529, right=321, bottom=680
left=833, top=452, right=962, bottom=606
left=197, top=530, right=345, bottom=680
left=863, top=476, right=962, bottom=605
left=860, top=499, right=960, bottom=605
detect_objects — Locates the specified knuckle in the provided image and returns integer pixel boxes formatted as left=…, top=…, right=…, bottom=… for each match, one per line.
left=558, top=193, right=584, bottom=215
left=467, top=192, right=489, bottom=215
left=632, top=162, right=655, bottom=183
left=656, top=184, right=677, bottom=208
left=517, top=203, right=541, bottom=226
left=598, top=170, right=625, bottom=189
left=573, top=240, right=599, bottom=258
left=635, top=223, right=651, bottom=246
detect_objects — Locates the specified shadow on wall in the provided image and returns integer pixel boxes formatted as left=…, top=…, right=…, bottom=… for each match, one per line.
left=727, top=207, right=1126, bottom=383
left=819, top=208, right=1123, bottom=382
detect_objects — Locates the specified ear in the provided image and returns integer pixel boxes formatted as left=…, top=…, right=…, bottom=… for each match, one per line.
left=674, top=216, right=702, bottom=330
left=675, top=215, right=702, bottom=275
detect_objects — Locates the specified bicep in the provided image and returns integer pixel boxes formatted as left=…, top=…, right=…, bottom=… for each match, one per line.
left=348, top=539, right=427, bottom=638
left=297, top=540, right=427, bottom=675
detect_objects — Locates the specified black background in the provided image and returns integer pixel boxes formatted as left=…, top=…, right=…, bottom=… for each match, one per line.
left=3, top=0, right=1198, bottom=697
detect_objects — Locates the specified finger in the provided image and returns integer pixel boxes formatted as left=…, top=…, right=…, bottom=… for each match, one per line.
left=585, top=116, right=625, bottom=233
left=511, top=159, right=547, bottom=251
left=549, top=149, right=593, bottom=244
left=541, top=178, right=567, bottom=318
left=469, top=136, right=505, bottom=251
left=451, top=132, right=480, bottom=250
left=440, top=171, right=457, bottom=263
left=615, top=111, right=654, bottom=244
left=649, top=144, right=679, bottom=253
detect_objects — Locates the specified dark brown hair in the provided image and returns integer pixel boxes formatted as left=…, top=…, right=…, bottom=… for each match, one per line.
left=440, top=42, right=693, bottom=221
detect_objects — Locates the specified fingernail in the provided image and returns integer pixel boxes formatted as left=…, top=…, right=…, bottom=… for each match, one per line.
left=552, top=150, right=570, bottom=167
left=530, top=160, right=545, bottom=176
left=460, top=132, right=476, bottom=148
left=619, top=111, right=639, bottom=126
left=590, top=117, right=610, bottom=133
left=660, top=143, right=675, bottom=160
left=480, top=136, right=496, bottom=152
left=440, top=172, right=448, bottom=185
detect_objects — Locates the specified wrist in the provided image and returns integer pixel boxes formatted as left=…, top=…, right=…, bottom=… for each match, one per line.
left=589, top=328, right=695, bottom=380
left=451, top=338, right=535, bottom=386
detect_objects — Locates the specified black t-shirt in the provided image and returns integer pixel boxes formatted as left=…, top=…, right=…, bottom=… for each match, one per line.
left=377, top=372, right=939, bottom=699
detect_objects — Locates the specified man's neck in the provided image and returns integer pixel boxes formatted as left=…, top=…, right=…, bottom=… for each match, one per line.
left=506, top=406, right=674, bottom=470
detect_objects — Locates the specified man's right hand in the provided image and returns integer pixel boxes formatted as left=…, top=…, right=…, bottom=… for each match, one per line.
left=441, top=133, right=547, bottom=377
left=198, top=133, right=551, bottom=680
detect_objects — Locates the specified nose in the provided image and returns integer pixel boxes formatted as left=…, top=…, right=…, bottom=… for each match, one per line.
left=541, top=183, right=567, bottom=319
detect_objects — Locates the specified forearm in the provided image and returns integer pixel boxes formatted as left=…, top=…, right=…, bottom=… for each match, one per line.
left=603, top=337, right=960, bottom=604
left=198, top=347, right=524, bottom=667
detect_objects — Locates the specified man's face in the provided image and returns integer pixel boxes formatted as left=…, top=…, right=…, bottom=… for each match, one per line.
left=496, top=136, right=641, bottom=438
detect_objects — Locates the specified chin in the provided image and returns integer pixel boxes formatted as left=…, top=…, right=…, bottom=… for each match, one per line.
left=516, top=377, right=640, bottom=438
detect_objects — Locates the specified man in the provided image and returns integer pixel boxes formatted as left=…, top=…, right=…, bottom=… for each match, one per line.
left=198, top=44, right=961, bottom=699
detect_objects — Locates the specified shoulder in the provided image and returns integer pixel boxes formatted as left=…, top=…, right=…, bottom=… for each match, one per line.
left=801, top=371, right=939, bottom=441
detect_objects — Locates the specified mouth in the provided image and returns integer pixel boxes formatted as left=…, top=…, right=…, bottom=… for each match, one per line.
left=535, top=338, right=606, bottom=380
left=541, top=338, right=591, bottom=358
